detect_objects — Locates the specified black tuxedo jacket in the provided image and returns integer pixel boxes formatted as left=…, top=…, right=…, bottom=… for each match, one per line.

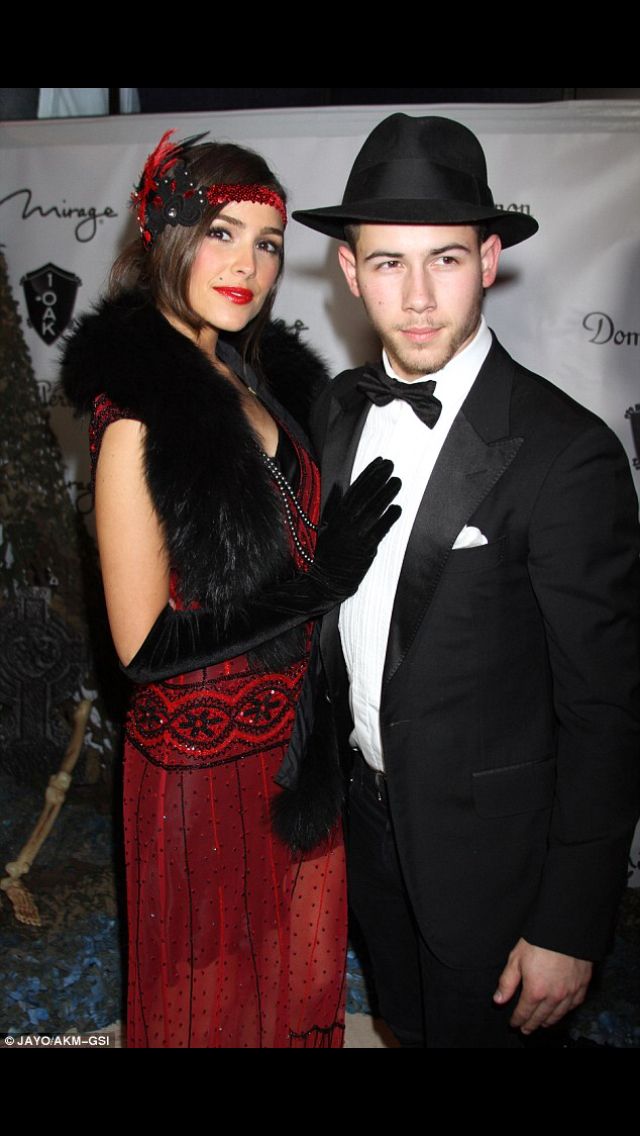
left=312, top=335, right=640, bottom=969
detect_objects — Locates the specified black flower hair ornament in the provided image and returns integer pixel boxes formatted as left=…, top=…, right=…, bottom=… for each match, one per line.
left=131, top=129, right=208, bottom=248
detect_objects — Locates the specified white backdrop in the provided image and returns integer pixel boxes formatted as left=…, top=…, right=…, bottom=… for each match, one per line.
left=2, top=102, right=639, bottom=879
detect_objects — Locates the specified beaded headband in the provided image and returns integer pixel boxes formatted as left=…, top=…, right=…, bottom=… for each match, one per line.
left=132, top=129, right=287, bottom=248
left=205, top=184, right=287, bottom=228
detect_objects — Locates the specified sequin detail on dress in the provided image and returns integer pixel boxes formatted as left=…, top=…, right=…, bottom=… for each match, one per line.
left=127, top=659, right=308, bottom=770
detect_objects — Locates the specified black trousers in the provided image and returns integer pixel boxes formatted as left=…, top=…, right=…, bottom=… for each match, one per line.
left=348, top=755, right=525, bottom=1049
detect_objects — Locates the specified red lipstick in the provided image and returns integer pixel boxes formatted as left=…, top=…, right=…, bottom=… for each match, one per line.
left=213, top=287, right=254, bottom=305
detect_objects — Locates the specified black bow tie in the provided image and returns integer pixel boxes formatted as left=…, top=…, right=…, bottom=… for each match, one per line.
left=357, top=365, right=443, bottom=429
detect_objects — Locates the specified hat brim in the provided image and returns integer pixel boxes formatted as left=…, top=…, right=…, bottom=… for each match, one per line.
left=293, top=198, right=538, bottom=249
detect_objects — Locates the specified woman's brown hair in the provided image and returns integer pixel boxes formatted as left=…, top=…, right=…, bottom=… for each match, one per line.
left=110, top=141, right=287, bottom=365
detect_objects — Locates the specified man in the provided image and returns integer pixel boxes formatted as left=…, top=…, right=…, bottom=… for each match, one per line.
left=292, top=114, right=640, bottom=1048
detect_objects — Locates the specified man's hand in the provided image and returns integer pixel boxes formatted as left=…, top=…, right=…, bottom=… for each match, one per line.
left=493, top=938, right=593, bottom=1034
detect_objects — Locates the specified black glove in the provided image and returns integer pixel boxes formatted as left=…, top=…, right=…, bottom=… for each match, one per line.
left=309, top=457, right=402, bottom=602
left=123, top=457, right=401, bottom=683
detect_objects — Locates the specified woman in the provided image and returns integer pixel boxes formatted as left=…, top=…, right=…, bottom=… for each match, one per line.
left=62, top=131, right=399, bottom=1048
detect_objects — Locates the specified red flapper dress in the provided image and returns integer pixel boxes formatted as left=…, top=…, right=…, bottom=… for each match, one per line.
left=91, top=393, right=347, bottom=1048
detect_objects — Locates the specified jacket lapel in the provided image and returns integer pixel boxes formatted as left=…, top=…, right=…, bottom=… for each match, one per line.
left=319, top=375, right=372, bottom=506
left=383, top=338, right=523, bottom=685
left=319, top=374, right=371, bottom=692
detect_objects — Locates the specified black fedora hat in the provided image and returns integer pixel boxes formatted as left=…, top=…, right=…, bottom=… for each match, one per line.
left=293, top=113, right=538, bottom=249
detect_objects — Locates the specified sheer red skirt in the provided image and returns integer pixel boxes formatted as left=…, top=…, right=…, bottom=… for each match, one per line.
left=124, top=653, right=346, bottom=1048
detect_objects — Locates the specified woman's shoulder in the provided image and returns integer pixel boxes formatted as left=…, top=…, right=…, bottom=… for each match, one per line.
left=91, top=392, right=141, bottom=442
left=89, top=393, right=143, bottom=488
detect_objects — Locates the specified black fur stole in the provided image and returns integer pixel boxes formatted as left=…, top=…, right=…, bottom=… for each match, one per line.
left=61, top=291, right=328, bottom=643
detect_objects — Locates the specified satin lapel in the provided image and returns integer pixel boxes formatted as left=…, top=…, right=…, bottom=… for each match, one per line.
left=319, top=377, right=371, bottom=507
left=383, top=342, right=523, bottom=686
left=319, top=375, right=372, bottom=686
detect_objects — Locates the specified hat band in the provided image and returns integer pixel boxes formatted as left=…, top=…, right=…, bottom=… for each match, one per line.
left=344, top=158, right=494, bottom=209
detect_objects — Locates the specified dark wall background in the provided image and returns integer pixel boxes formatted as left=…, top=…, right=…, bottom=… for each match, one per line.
left=136, top=88, right=640, bottom=111
left=2, top=88, right=640, bottom=121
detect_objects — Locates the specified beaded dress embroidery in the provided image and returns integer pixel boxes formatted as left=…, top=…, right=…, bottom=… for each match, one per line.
left=90, top=392, right=347, bottom=1049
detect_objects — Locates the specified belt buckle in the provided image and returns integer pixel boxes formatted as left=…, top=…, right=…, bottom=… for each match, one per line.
left=373, top=769, right=386, bottom=802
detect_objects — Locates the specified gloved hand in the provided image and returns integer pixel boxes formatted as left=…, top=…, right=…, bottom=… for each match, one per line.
left=307, top=456, right=401, bottom=603
left=123, top=457, right=401, bottom=683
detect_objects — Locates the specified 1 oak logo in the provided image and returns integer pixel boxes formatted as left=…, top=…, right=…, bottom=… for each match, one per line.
left=21, top=264, right=81, bottom=345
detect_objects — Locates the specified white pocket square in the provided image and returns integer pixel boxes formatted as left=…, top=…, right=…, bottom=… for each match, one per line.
left=452, top=525, right=488, bottom=550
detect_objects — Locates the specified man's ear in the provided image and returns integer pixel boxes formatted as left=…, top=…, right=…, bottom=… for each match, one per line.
left=481, top=233, right=501, bottom=289
left=338, top=244, right=361, bottom=298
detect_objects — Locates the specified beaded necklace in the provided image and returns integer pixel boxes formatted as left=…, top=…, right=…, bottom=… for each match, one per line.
left=260, top=450, right=318, bottom=566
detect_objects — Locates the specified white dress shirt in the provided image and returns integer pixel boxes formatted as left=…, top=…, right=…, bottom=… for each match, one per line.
left=338, top=318, right=492, bottom=771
